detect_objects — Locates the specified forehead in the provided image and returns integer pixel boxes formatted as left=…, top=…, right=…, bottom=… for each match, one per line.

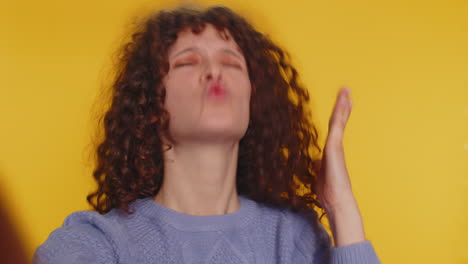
left=168, top=24, right=242, bottom=55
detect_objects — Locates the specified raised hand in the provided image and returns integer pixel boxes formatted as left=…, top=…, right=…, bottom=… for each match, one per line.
left=315, top=86, right=353, bottom=209
left=314, top=86, right=366, bottom=247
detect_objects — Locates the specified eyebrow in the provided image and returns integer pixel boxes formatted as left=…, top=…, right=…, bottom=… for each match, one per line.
left=220, top=48, right=244, bottom=61
left=170, top=46, right=244, bottom=61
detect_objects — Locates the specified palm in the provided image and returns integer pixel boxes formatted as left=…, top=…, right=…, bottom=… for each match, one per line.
left=314, top=87, right=354, bottom=211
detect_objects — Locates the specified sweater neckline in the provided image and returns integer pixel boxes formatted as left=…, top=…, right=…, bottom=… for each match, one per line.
left=132, top=195, right=259, bottom=231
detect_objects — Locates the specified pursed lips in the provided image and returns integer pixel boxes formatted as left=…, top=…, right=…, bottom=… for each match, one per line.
left=207, top=81, right=227, bottom=98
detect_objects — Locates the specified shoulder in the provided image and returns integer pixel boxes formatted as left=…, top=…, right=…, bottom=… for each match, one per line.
left=252, top=199, right=324, bottom=233
left=33, top=208, right=135, bottom=264
left=61, top=208, right=129, bottom=234
left=282, top=208, right=332, bottom=262
left=248, top=198, right=329, bottom=238
left=249, top=200, right=331, bottom=263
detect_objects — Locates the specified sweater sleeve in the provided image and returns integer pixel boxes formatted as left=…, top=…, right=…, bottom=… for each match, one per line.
left=331, top=240, right=380, bottom=264
left=33, top=212, right=118, bottom=264
left=292, top=212, right=381, bottom=264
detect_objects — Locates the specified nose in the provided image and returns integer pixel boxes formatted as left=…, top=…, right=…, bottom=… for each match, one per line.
left=202, top=60, right=222, bottom=82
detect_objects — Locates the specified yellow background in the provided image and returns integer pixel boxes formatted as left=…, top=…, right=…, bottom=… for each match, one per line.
left=1, top=0, right=467, bottom=263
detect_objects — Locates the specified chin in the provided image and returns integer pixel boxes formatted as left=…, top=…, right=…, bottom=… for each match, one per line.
left=203, top=127, right=246, bottom=139
left=195, top=124, right=248, bottom=142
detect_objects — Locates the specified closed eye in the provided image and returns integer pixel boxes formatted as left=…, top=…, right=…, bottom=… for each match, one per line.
left=223, top=62, right=242, bottom=69
left=174, top=62, right=195, bottom=67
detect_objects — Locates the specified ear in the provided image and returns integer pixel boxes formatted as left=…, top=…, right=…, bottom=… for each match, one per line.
left=149, top=115, right=159, bottom=124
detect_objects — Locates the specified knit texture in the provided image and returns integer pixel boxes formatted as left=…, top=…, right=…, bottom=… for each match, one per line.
left=34, top=195, right=380, bottom=264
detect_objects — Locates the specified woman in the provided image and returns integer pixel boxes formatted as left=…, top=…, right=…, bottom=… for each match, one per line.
left=34, top=5, right=380, bottom=264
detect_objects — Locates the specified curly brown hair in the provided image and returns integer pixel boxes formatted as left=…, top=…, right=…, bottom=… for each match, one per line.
left=87, top=4, right=328, bottom=238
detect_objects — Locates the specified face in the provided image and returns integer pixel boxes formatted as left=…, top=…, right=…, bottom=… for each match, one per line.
left=162, top=24, right=251, bottom=144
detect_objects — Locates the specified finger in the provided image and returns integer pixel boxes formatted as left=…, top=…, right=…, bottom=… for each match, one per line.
left=337, top=87, right=352, bottom=128
left=331, top=86, right=352, bottom=126
left=328, top=86, right=353, bottom=143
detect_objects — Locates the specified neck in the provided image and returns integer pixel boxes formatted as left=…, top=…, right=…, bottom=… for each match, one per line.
left=154, top=141, right=240, bottom=216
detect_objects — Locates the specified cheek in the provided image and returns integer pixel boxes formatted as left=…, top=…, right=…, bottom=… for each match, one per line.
left=235, top=77, right=251, bottom=117
left=238, top=76, right=252, bottom=101
left=229, top=69, right=251, bottom=91
left=164, top=73, right=198, bottom=105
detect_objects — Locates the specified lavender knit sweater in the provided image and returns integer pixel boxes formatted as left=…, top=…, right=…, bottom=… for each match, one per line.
left=34, top=195, right=380, bottom=264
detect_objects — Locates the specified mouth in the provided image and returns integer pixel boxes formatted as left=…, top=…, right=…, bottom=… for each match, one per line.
left=207, top=82, right=227, bottom=98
